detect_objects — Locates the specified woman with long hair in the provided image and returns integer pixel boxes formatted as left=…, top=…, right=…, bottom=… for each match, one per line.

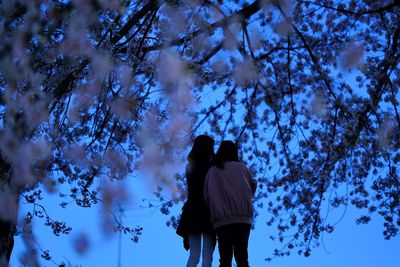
left=177, top=135, right=216, bottom=267
left=204, top=140, right=257, bottom=267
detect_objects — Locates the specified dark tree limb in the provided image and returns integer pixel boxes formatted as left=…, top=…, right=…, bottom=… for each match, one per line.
left=143, top=0, right=264, bottom=53
left=111, top=0, right=161, bottom=45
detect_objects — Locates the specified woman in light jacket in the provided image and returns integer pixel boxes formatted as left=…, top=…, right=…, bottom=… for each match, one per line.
left=204, top=140, right=257, bottom=267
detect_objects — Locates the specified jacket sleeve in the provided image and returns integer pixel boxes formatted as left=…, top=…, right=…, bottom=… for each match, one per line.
left=244, top=165, right=257, bottom=194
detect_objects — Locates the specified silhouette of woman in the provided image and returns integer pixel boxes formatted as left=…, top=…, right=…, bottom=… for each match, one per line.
left=177, top=135, right=216, bottom=267
left=204, top=141, right=257, bottom=267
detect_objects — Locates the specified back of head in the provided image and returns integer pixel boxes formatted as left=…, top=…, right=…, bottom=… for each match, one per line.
left=214, top=140, right=239, bottom=168
left=188, top=135, right=215, bottom=163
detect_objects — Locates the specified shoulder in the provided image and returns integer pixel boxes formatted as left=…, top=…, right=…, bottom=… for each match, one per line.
left=206, top=165, right=222, bottom=176
left=226, top=161, right=246, bottom=169
left=185, top=163, right=191, bottom=174
left=186, top=161, right=201, bottom=172
left=186, top=162, right=196, bottom=180
left=207, top=165, right=217, bottom=173
left=238, top=161, right=250, bottom=170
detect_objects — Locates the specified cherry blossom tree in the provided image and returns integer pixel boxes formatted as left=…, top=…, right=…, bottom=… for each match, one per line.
left=0, top=0, right=399, bottom=265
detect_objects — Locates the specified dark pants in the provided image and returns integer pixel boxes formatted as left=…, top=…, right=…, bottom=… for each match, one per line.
left=216, top=223, right=251, bottom=267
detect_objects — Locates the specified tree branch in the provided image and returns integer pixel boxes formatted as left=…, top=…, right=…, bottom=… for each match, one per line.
left=300, top=1, right=400, bottom=16
left=143, top=0, right=264, bottom=53
left=111, top=0, right=161, bottom=45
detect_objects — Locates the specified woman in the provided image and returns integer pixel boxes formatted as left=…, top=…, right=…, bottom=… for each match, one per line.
left=204, top=141, right=257, bottom=267
left=177, top=135, right=216, bottom=267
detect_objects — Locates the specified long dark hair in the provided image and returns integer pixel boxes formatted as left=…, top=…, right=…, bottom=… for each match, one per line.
left=188, top=135, right=215, bottom=163
left=213, top=140, right=239, bottom=168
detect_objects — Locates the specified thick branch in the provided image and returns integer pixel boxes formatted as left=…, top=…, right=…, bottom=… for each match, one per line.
left=196, top=42, right=223, bottom=65
left=143, top=0, right=264, bottom=53
left=111, top=0, right=161, bottom=44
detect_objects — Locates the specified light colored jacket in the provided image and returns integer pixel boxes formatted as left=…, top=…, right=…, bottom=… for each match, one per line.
left=204, top=161, right=257, bottom=229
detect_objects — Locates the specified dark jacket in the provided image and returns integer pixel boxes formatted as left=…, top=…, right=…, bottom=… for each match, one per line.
left=176, top=160, right=214, bottom=244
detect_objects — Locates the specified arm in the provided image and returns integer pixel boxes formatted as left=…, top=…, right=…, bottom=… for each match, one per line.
left=185, top=163, right=195, bottom=200
left=203, top=169, right=211, bottom=206
left=245, top=165, right=257, bottom=194
left=250, top=178, right=257, bottom=195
